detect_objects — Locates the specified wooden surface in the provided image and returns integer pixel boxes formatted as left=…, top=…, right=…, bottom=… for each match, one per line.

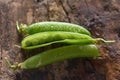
left=0, top=0, right=120, bottom=80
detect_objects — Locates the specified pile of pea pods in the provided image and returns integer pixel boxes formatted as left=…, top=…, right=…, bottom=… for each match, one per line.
left=5, top=21, right=115, bottom=69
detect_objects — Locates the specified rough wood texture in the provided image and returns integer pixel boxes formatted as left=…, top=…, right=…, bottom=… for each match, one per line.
left=0, top=0, right=120, bottom=80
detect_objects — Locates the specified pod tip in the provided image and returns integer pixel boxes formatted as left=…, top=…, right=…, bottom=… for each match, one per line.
left=96, top=38, right=115, bottom=44
left=5, top=57, right=19, bottom=70
left=16, top=21, right=28, bottom=35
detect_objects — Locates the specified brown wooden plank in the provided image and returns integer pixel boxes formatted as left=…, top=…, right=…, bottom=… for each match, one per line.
left=0, top=0, right=120, bottom=80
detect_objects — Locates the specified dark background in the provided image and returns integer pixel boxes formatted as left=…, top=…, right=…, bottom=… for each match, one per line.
left=0, top=0, right=120, bottom=80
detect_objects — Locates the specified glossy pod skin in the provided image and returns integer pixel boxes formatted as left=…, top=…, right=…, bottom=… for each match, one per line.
left=11, top=45, right=100, bottom=69
left=21, top=31, right=96, bottom=50
left=17, top=21, right=91, bottom=36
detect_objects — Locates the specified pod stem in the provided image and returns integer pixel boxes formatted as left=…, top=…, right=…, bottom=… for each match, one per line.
left=16, top=21, right=20, bottom=32
left=95, top=38, right=115, bottom=44
left=5, top=57, right=19, bottom=70
left=16, top=21, right=28, bottom=35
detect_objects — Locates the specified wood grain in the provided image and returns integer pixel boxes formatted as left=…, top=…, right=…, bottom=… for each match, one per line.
left=0, top=0, right=120, bottom=80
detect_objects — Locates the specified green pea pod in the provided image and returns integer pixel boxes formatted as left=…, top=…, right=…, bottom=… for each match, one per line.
left=5, top=45, right=100, bottom=69
left=22, top=39, right=96, bottom=50
left=21, top=31, right=115, bottom=50
left=21, top=32, right=93, bottom=49
left=17, top=21, right=91, bottom=36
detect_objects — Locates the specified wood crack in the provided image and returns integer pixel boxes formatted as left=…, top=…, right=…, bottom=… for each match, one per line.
left=84, top=0, right=90, bottom=13
left=46, top=1, right=50, bottom=20
left=58, top=0, right=71, bottom=22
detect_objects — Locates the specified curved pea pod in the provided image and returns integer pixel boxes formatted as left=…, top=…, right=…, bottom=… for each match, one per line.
left=17, top=21, right=91, bottom=36
left=21, top=32, right=94, bottom=50
left=21, top=31, right=115, bottom=50
left=6, top=45, right=100, bottom=69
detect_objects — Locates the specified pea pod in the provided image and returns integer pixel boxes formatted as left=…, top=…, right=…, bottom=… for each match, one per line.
left=17, top=21, right=91, bottom=36
left=21, top=31, right=114, bottom=50
left=5, top=45, right=100, bottom=69
left=21, top=32, right=93, bottom=50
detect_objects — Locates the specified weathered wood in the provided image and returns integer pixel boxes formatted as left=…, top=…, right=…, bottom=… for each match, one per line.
left=0, top=0, right=120, bottom=80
